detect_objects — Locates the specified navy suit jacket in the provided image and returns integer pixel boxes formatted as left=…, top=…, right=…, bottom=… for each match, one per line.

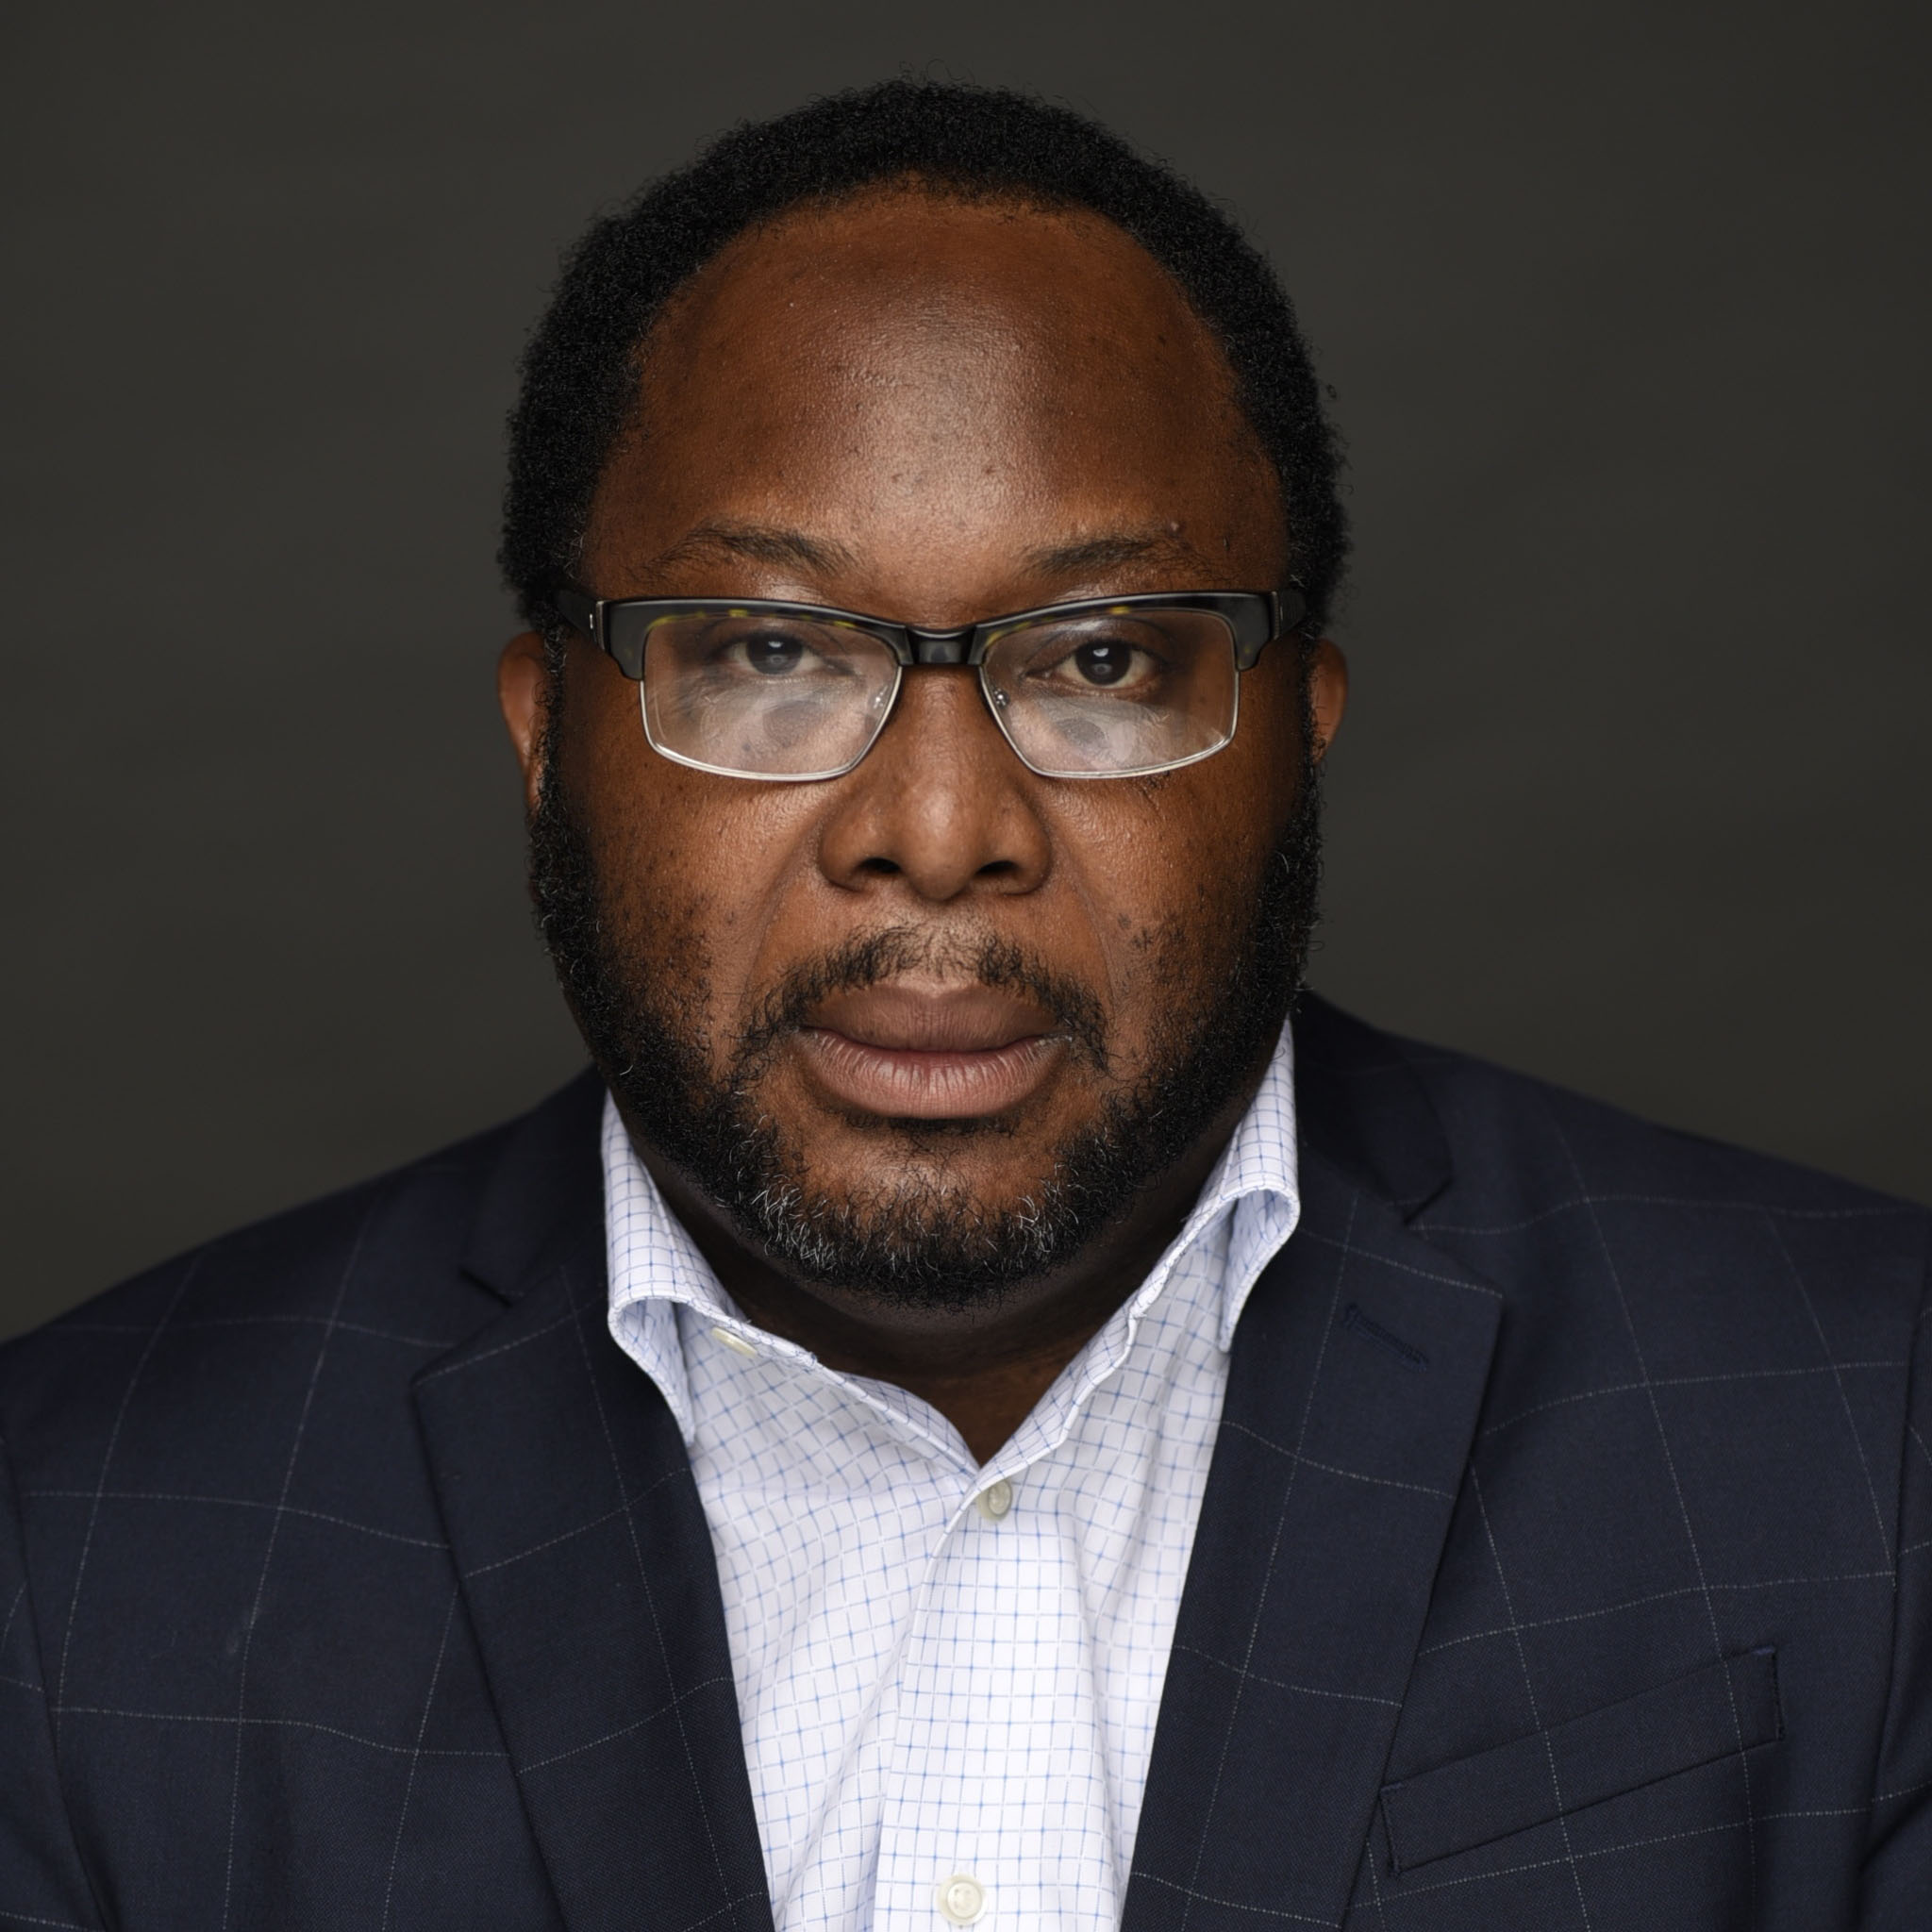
left=4, top=996, right=1929, bottom=1930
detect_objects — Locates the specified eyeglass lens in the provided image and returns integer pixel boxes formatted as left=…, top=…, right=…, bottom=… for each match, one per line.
left=638, top=607, right=1241, bottom=780
left=641, top=612, right=898, bottom=779
left=978, top=608, right=1238, bottom=776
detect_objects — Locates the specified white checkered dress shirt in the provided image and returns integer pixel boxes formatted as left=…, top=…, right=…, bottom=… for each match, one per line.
left=603, top=1024, right=1301, bottom=1932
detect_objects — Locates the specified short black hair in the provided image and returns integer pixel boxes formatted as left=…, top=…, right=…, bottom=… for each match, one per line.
left=501, top=78, right=1347, bottom=638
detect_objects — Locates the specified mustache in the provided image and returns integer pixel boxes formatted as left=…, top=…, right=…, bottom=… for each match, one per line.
left=731, top=925, right=1112, bottom=1080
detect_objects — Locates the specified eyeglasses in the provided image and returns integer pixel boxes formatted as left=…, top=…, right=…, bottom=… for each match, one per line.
left=554, top=586, right=1306, bottom=782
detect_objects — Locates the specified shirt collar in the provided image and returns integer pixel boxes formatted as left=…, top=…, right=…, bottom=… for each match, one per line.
left=603, top=1019, right=1300, bottom=1446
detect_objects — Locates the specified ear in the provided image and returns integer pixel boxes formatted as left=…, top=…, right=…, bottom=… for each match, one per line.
left=1306, top=638, right=1348, bottom=762
left=497, top=631, right=552, bottom=814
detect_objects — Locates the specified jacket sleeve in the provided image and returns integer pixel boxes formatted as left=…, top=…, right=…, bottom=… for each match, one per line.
left=0, top=1429, right=105, bottom=1930
left=1859, top=1266, right=1932, bottom=1927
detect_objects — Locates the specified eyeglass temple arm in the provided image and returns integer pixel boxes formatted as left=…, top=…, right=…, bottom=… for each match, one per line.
left=1238, top=587, right=1309, bottom=671
left=555, top=588, right=651, bottom=679
left=555, top=588, right=599, bottom=646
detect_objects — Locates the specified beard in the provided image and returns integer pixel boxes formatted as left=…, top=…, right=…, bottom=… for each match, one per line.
left=528, top=670, right=1324, bottom=1309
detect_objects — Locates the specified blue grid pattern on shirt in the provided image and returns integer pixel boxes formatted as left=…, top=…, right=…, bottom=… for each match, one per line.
left=603, top=1027, right=1301, bottom=1932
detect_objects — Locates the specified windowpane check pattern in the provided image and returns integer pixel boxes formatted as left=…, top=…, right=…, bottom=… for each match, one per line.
left=603, top=1031, right=1302, bottom=1932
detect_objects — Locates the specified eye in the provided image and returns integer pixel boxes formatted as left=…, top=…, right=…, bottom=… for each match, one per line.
left=739, top=629, right=808, bottom=675
left=1035, top=631, right=1162, bottom=692
left=1070, top=641, right=1134, bottom=687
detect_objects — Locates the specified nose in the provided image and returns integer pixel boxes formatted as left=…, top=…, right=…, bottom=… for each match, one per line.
left=815, top=667, right=1052, bottom=902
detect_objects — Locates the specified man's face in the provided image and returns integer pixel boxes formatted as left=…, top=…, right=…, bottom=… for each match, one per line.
left=507, top=189, right=1344, bottom=1308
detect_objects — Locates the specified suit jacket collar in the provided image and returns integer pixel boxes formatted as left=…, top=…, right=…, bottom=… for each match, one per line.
left=1292, top=991, right=1455, bottom=1220
left=425, top=997, right=1491, bottom=1932
left=458, top=1067, right=606, bottom=1304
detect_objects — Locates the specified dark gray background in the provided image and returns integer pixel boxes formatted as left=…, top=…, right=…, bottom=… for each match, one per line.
left=5, top=0, right=1926, bottom=1340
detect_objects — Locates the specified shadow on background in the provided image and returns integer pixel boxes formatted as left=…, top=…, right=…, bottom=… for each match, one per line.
left=4, top=0, right=1926, bottom=1337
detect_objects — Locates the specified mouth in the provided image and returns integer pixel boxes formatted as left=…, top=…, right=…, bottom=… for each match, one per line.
left=794, top=979, right=1067, bottom=1120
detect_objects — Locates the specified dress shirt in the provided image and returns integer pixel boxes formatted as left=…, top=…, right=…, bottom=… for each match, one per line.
left=603, top=1024, right=1301, bottom=1932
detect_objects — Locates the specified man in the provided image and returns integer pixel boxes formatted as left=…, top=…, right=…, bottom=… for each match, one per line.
left=1, top=78, right=1925, bottom=1932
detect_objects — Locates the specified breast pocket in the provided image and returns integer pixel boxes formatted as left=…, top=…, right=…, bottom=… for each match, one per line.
left=1378, top=1648, right=1782, bottom=1874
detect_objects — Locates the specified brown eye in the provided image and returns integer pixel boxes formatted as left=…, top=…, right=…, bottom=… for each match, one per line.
left=1037, top=632, right=1160, bottom=692
left=1071, top=641, right=1133, bottom=686
left=742, top=631, right=807, bottom=675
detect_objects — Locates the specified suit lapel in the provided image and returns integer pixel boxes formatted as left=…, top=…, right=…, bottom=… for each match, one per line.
left=1124, top=1124, right=1501, bottom=1929
left=413, top=1087, right=772, bottom=1932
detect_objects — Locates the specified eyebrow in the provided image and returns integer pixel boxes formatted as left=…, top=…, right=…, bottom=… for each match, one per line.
left=1020, top=532, right=1200, bottom=576
left=645, top=521, right=1206, bottom=585
left=646, top=521, right=860, bottom=577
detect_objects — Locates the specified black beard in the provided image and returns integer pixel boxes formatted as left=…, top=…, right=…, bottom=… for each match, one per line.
left=528, top=675, right=1324, bottom=1310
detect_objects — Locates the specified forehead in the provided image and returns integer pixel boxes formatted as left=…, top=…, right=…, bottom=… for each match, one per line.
left=586, top=189, right=1280, bottom=593
left=650, top=188, right=1227, bottom=386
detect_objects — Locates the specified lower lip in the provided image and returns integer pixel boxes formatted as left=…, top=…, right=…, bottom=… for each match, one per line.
left=796, top=1029, right=1062, bottom=1119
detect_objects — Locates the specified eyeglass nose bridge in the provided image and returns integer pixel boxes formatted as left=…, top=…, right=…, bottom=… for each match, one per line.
left=899, top=625, right=976, bottom=668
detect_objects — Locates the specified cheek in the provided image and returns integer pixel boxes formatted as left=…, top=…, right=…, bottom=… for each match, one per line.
left=1051, top=688, right=1303, bottom=1023
left=1049, top=785, right=1274, bottom=1032
left=568, top=674, right=823, bottom=1020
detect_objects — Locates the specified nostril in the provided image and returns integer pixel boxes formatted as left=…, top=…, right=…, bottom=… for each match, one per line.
left=977, top=858, right=1018, bottom=877
left=857, top=857, right=902, bottom=877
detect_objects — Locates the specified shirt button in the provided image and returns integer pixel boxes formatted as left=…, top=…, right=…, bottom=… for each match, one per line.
left=973, top=1479, right=1014, bottom=1522
left=936, top=1874, right=987, bottom=1924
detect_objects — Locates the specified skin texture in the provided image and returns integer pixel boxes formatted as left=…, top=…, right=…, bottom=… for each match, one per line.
left=499, top=188, right=1346, bottom=1460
